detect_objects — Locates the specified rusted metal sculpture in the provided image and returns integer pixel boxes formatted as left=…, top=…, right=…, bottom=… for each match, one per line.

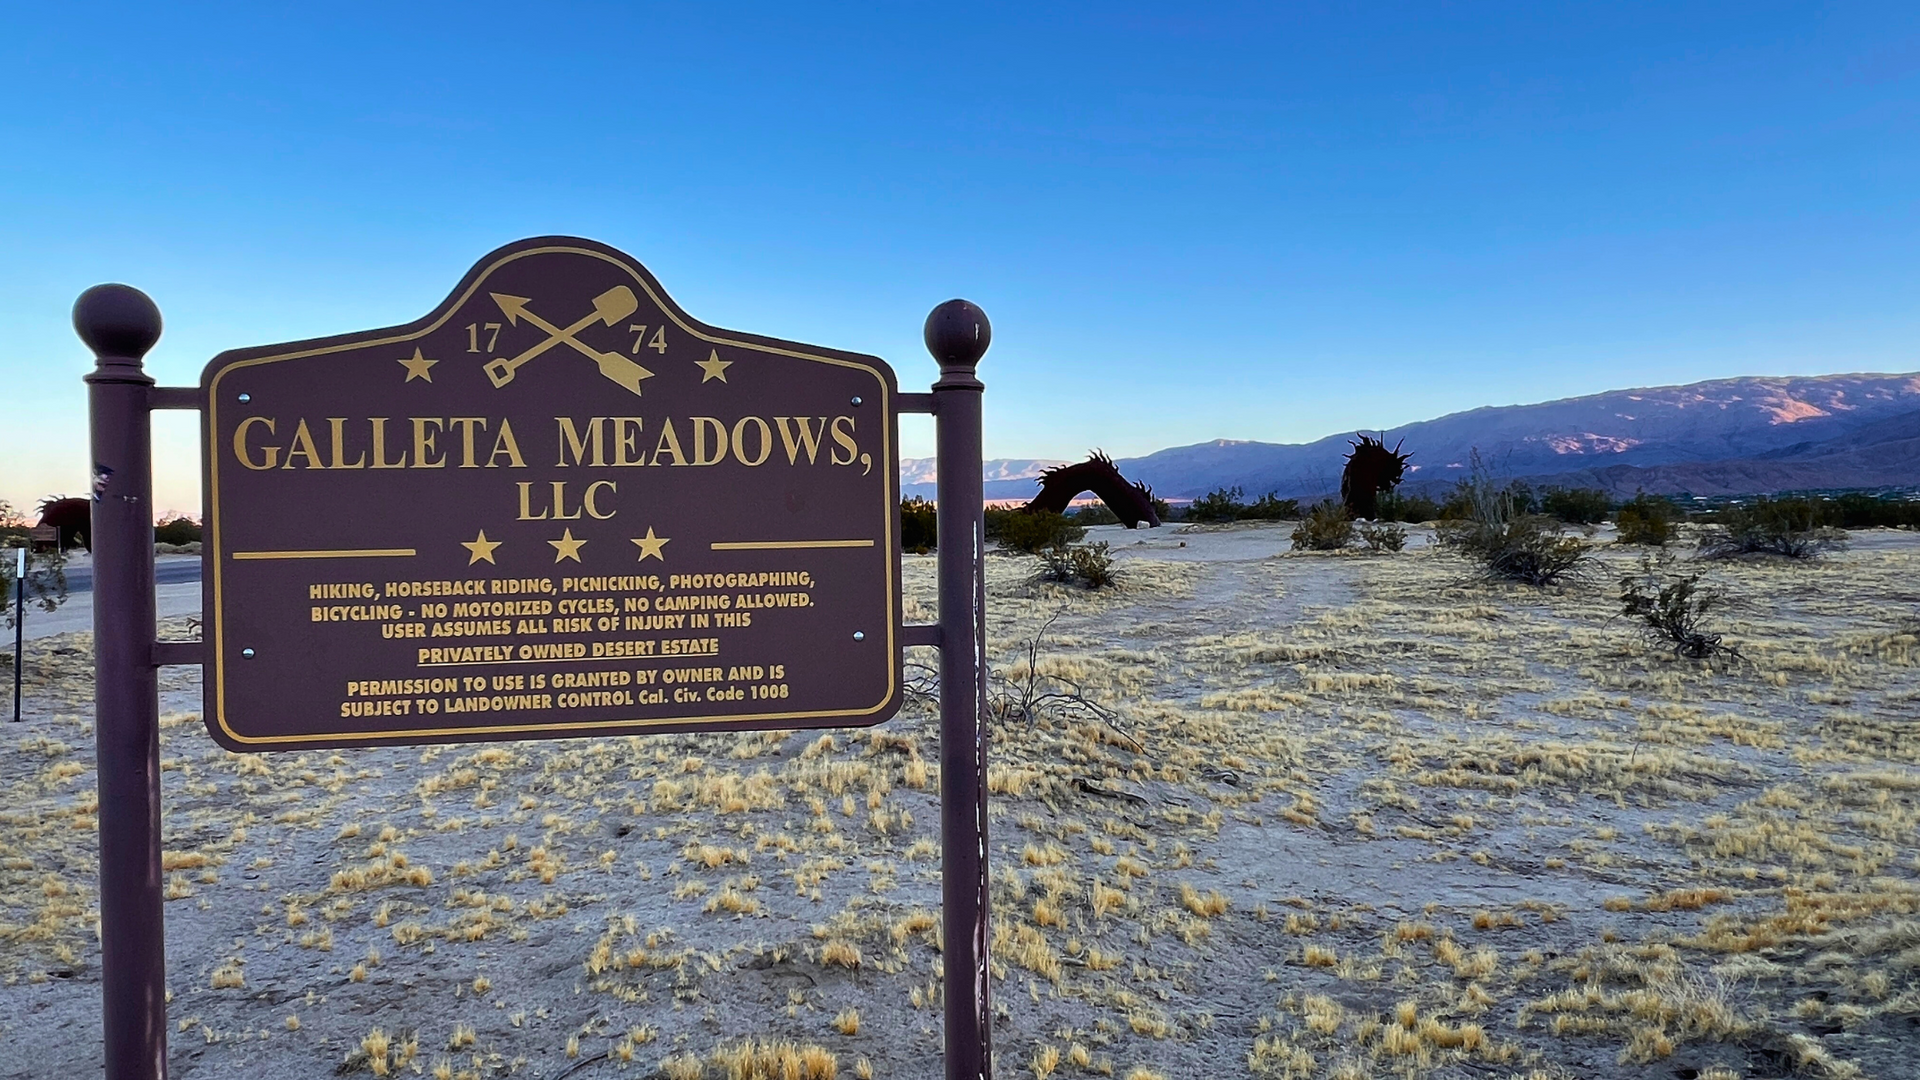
left=1340, top=434, right=1410, bottom=520
left=1023, top=451, right=1161, bottom=528
left=36, top=496, right=92, bottom=551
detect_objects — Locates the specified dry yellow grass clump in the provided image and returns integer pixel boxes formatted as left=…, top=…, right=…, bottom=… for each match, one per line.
left=3, top=537, right=1917, bottom=1078
left=708, top=1039, right=838, bottom=1079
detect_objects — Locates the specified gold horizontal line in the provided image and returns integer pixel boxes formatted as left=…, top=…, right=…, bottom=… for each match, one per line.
left=232, top=548, right=417, bottom=560
left=709, top=539, right=876, bottom=550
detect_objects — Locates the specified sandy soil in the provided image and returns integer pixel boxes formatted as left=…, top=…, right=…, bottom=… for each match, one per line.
left=2, top=523, right=1916, bottom=1080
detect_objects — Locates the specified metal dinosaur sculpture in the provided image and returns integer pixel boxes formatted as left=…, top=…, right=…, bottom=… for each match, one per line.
left=36, top=496, right=92, bottom=551
left=1022, top=452, right=1161, bottom=528
left=1339, top=434, right=1411, bottom=520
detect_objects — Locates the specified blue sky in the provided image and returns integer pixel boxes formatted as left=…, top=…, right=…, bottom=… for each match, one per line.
left=3, top=3, right=1917, bottom=515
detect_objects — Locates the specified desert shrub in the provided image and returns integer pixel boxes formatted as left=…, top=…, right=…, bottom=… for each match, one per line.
left=1187, top=487, right=1299, bottom=522
left=1035, top=545, right=1071, bottom=583
left=1358, top=521, right=1406, bottom=552
left=1435, top=455, right=1589, bottom=584
left=899, top=497, right=937, bottom=553
left=984, top=613, right=1138, bottom=749
left=1186, top=487, right=1247, bottom=522
left=1614, top=492, right=1681, bottom=546
left=1691, top=491, right=1920, bottom=530
left=1375, top=490, right=1442, bottom=523
left=1, top=541, right=69, bottom=629
left=1071, top=542, right=1117, bottom=587
left=154, top=516, right=202, bottom=546
left=1615, top=507, right=1670, bottom=547
left=1696, top=497, right=1847, bottom=560
left=986, top=508, right=1083, bottom=554
left=1439, top=514, right=1590, bottom=585
left=1240, top=492, right=1300, bottom=521
left=1038, top=541, right=1117, bottom=589
left=1619, top=556, right=1741, bottom=663
left=1149, top=496, right=1171, bottom=522
left=0, top=499, right=27, bottom=547
left=1824, top=492, right=1920, bottom=529
left=1069, top=503, right=1120, bottom=526
left=1290, top=501, right=1354, bottom=550
left=1539, top=487, right=1613, bottom=525
left=1444, top=478, right=1537, bottom=520
left=1445, top=479, right=1535, bottom=517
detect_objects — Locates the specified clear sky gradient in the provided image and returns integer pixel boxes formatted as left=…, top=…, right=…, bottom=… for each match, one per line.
left=3, top=3, right=1916, bottom=516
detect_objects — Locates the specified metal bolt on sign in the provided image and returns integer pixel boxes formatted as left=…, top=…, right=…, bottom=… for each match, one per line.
left=75, top=238, right=994, bottom=1080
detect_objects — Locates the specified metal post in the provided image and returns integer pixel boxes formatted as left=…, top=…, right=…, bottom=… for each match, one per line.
left=12, top=547, right=23, bottom=722
left=925, top=299, right=992, bottom=1080
left=76, top=284, right=168, bottom=1080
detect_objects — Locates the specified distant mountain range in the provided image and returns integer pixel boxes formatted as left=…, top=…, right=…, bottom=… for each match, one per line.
left=906, top=372, right=1920, bottom=504
left=899, top=459, right=1067, bottom=502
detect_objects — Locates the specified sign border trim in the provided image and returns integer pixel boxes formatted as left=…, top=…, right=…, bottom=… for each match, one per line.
left=202, top=240, right=901, bottom=748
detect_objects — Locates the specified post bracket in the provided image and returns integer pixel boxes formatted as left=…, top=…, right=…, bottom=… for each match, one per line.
left=148, top=387, right=201, bottom=411
left=152, top=641, right=205, bottom=667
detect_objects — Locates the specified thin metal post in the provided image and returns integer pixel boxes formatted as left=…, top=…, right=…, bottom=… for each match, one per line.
left=926, top=299, right=992, bottom=1080
left=77, top=284, right=168, bottom=1080
left=12, top=547, right=22, bottom=722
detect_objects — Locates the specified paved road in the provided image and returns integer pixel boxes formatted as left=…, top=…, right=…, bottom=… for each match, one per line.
left=13, top=555, right=203, bottom=641
left=33, top=555, right=201, bottom=595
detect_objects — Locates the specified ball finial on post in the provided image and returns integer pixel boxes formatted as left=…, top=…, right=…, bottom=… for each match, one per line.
left=74, top=284, right=163, bottom=366
left=924, top=299, right=990, bottom=386
left=77, top=279, right=168, bottom=1080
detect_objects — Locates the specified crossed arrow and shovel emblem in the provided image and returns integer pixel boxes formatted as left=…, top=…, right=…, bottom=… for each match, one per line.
left=481, top=286, right=655, bottom=396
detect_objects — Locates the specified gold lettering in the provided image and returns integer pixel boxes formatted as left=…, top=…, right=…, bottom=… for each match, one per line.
left=732, top=416, right=772, bottom=466
left=233, top=416, right=279, bottom=470
left=449, top=417, right=488, bottom=468
left=487, top=419, right=526, bottom=468
left=412, top=417, right=446, bottom=468
left=370, top=418, right=408, bottom=468
left=516, top=481, right=548, bottom=520
left=326, top=418, right=367, bottom=470
left=829, top=415, right=858, bottom=465
left=612, top=417, right=646, bottom=466
left=282, top=419, right=323, bottom=469
left=775, top=416, right=826, bottom=464
left=550, top=481, right=582, bottom=520
left=556, top=417, right=607, bottom=467
left=691, top=417, right=729, bottom=466
left=583, top=480, right=616, bottom=520
left=651, top=418, right=688, bottom=466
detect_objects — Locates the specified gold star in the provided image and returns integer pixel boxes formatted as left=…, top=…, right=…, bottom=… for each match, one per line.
left=398, top=347, right=438, bottom=383
left=460, top=529, right=502, bottom=566
left=695, top=349, right=732, bottom=383
left=548, top=528, right=587, bottom=563
left=630, top=527, right=670, bottom=562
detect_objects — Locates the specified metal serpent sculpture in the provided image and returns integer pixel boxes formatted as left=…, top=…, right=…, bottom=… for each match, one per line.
left=36, top=496, right=92, bottom=551
left=1339, top=434, right=1410, bottom=520
left=1023, top=452, right=1161, bottom=528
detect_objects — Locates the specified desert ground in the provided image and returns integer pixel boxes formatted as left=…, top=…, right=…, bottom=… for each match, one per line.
left=2, top=522, right=1916, bottom=1080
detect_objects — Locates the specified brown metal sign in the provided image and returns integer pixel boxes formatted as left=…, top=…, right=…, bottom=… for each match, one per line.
left=199, top=237, right=901, bottom=750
